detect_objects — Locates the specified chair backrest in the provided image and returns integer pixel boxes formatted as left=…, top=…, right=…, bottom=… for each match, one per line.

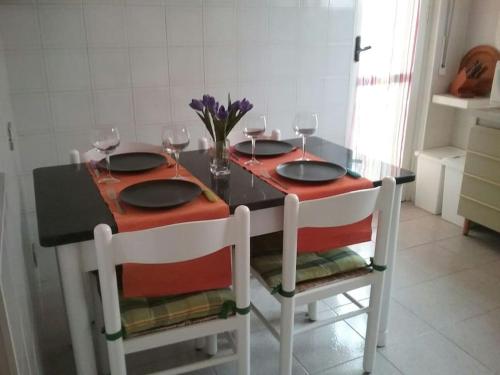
left=94, top=205, right=250, bottom=356
left=281, top=177, right=396, bottom=292
left=70, top=142, right=163, bottom=164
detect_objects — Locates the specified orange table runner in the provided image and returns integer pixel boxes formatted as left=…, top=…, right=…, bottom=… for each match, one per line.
left=89, top=155, right=231, bottom=298
left=230, top=148, right=373, bottom=253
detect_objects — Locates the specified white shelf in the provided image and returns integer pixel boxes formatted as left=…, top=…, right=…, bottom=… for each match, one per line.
left=432, top=94, right=499, bottom=109
left=414, top=146, right=465, bottom=160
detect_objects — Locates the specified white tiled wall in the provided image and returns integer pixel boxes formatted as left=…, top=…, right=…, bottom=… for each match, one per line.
left=0, top=0, right=356, bottom=243
left=452, top=1, right=500, bottom=149
left=0, top=31, right=43, bottom=375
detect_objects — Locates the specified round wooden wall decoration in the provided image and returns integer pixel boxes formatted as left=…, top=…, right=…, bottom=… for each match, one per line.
left=449, top=45, right=500, bottom=97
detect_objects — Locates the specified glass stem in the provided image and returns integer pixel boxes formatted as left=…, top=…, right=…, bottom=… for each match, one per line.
left=251, top=137, right=256, bottom=162
left=174, top=151, right=180, bottom=178
left=301, top=135, right=306, bottom=160
left=106, top=153, right=112, bottom=178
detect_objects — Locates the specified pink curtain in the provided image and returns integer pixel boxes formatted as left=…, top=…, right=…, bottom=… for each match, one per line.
left=347, top=0, right=420, bottom=167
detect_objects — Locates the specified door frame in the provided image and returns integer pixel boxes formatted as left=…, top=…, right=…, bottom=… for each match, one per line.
left=0, top=175, right=17, bottom=375
left=345, top=0, right=361, bottom=145
left=400, top=0, right=433, bottom=200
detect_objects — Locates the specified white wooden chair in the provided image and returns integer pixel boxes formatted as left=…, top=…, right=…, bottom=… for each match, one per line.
left=69, top=143, right=224, bottom=371
left=93, top=205, right=251, bottom=375
left=251, top=177, right=396, bottom=374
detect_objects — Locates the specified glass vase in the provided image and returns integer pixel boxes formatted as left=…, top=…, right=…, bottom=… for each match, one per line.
left=209, top=139, right=231, bottom=176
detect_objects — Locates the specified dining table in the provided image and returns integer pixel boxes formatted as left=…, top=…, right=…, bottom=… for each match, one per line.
left=33, top=136, right=415, bottom=375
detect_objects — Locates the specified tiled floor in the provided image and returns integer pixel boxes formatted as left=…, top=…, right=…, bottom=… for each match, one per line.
left=37, top=203, right=500, bottom=374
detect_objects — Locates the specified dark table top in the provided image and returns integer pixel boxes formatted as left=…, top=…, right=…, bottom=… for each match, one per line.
left=34, top=137, right=415, bottom=247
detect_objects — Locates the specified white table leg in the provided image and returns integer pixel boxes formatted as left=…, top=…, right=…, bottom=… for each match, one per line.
left=57, top=244, right=98, bottom=375
left=377, top=184, right=402, bottom=347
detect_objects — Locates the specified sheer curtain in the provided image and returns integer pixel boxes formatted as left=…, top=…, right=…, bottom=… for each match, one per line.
left=346, top=0, right=420, bottom=167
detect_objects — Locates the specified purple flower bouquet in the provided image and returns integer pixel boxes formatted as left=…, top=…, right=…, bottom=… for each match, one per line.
left=190, top=94, right=253, bottom=175
left=189, top=94, right=253, bottom=142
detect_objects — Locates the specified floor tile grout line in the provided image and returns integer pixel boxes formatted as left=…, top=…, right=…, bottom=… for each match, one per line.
left=399, top=227, right=500, bottom=253
left=339, top=286, right=500, bottom=373
left=392, top=260, right=500, bottom=295
left=389, top=299, right=433, bottom=332
left=433, top=302, right=500, bottom=369
left=437, top=305, right=500, bottom=329
left=307, top=355, right=365, bottom=375
left=287, top=306, right=369, bottom=374
left=392, top=285, right=500, bottom=352
left=377, top=350, right=405, bottom=375
left=354, top=298, right=437, bottom=349
left=398, top=215, right=433, bottom=223
left=397, top=231, right=464, bottom=252
left=292, top=352, right=311, bottom=375
left=430, top=326, right=496, bottom=373
left=249, top=293, right=373, bottom=374
left=305, top=351, right=406, bottom=375
left=396, top=247, right=500, bottom=275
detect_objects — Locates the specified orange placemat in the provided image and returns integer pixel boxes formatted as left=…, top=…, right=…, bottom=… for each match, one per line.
left=89, top=154, right=231, bottom=298
left=231, top=148, right=373, bottom=253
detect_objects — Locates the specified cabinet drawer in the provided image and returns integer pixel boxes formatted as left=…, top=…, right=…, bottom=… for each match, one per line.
left=468, top=125, right=500, bottom=159
left=461, top=175, right=500, bottom=210
left=464, top=153, right=500, bottom=185
left=458, top=196, right=500, bottom=232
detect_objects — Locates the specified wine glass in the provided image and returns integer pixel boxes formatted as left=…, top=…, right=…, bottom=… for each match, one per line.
left=293, top=112, right=318, bottom=161
left=243, top=114, right=267, bottom=166
left=162, top=126, right=190, bottom=179
left=91, top=127, right=120, bottom=184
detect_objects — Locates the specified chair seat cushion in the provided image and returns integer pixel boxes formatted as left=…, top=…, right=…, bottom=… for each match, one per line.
left=251, top=247, right=368, bottom=291
left=120, top=288, right=234, bottom=337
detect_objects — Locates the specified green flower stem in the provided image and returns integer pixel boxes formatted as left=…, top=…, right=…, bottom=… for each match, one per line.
left=215, top=140, right=227, bottom=160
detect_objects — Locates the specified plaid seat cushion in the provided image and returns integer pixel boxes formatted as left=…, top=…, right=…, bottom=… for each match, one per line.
left=251, top=247, right=368, bottom=291
left=120, top=288, right=234, bottom=337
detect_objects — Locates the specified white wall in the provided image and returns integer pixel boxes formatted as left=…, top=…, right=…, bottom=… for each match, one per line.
left=417, top=0, right=500, bottom=152
left=0, top=0, right=356, bottom=251
left=0, top=29, right=42, bottom=375
left=418, top=0, right=471, bottom=150
left=464, top=0, right=500, bottom=51
left=453, top=0, right=500, bottom=147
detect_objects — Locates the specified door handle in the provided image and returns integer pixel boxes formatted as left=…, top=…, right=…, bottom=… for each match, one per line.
left=354, top=36, right=371, bottom=62
left=6, top=122, right=14, bottom=151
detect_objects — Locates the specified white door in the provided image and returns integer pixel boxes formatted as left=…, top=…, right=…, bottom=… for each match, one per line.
left=274, top=0, right=358, bottom=145
left=346, top=0, right=423, bottom=168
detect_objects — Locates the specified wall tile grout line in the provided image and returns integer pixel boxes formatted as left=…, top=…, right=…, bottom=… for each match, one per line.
left=81, top=1, right=98, bottom=139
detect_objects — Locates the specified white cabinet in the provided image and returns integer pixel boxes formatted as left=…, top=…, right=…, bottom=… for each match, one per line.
left=458, top=125, right=500, bottom=233
left=414, top=147, right=465, bottom=214
left=442, top=155, right=465, bottom=226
